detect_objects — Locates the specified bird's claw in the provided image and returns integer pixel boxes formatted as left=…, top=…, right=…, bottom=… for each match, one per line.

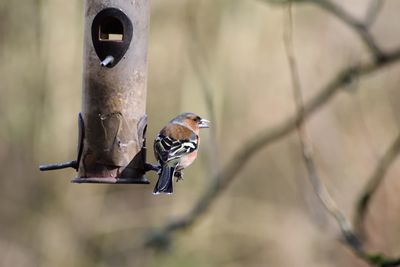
left=174, top=171, right=184, bottom=182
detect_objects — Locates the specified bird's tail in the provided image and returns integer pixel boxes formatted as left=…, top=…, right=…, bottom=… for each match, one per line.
left=153, top=165, right=175, bottom=194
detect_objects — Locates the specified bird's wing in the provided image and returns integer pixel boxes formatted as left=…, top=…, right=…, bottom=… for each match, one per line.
left=154, top=134, right=198, bottom=163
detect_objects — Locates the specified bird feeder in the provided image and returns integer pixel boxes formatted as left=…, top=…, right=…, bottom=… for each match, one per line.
left=40, top=0, right=153, bottom=184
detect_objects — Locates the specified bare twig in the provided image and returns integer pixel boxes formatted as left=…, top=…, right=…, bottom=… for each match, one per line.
left=354, top=131, right=400, bottom=237
left=284, top=4, right=400, bottom=267
left=184, top=2, right=221, bottom=175
left=311, top=0, right=384, bottom=60
left=283, top=0, right=362, bottom=255
left=260, top=0, right=386, bottom=61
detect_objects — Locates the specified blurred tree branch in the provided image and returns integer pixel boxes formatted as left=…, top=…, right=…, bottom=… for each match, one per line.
left=144, top=0, right=400, bottom=257
left=284, top=3, right=400, bottom=266
left=261, top=0, right=385, bottom=61
left=354, top=132, right=400, bottom=238
left=284, top=0, right=360, bottom=255
left=185, top=1, right=221, bottom=176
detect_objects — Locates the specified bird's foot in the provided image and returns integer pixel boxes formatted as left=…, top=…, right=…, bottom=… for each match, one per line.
left=174, top=171, right=184, bottom=182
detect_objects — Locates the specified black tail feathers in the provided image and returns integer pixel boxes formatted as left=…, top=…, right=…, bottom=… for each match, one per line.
left=153, top=166, right=175, bottom=194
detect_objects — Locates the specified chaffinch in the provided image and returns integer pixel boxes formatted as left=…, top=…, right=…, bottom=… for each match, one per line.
left=153, top=112, right=210, bottom=194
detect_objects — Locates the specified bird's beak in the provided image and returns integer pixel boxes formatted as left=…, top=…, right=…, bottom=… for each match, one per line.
left=199, top=119, right=210, bottom=128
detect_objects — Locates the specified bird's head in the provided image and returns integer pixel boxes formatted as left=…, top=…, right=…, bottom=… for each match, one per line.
left=172, top=112, right=210, bottom=132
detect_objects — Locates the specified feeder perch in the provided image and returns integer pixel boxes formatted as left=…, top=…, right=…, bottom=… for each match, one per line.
left=40, top=0, right=154, bottom=184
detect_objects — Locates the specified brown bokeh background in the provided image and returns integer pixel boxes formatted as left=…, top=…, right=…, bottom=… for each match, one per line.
left=1, top=0, right=400, bottom=266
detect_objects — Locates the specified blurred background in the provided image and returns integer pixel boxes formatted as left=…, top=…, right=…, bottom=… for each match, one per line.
left=1, top=0, right=400, bottom=266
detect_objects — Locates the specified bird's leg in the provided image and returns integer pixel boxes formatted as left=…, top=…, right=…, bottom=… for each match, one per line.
left=174, top=171, right=184, bottom=182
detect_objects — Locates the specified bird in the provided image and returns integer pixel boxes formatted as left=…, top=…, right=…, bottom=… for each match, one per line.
left=153, top=112, right=210, bottom=194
